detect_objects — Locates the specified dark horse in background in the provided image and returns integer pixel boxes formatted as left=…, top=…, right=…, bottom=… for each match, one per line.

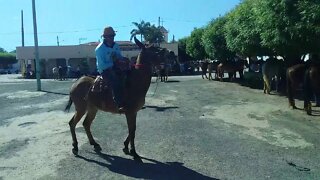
left=207, top=60, right=220, bottom=80
left=286, top=64, right=307, bottom=109
left=304, top=65, right=320, bottom=115
left=216, top=59, right=248, bottom=81
left=286, top=55, right=320, bottom=113
left=65, top=37, right=170, bottom=160
left=261, top=58, right=285, bottom=94
left=200, top=60, right=209, bottom=79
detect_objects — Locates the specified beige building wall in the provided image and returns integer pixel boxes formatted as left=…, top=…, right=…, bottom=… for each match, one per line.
left=16, top=42, right=178, bottom=78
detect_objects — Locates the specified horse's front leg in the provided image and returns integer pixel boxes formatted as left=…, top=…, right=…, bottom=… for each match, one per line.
left=123, top=112, right=140, bottom=160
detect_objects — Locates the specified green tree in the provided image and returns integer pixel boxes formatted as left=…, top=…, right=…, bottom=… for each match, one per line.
left=186, top=28, right=207, bottom=60
left=144, top=25, right=165, bottom=43
left=224, top=0, right=270, bottom=58
left=254, top=0, right=320, bottom=63
left=0, top=47, right=7, bottom=53
left=202, top=16, right=235, bottom=61
left=130, top=20, right=151, bottom=41
left=178, top=37, right=192, bottom=62
left=0, top=52, right=17, bottom=68
left=296, top=0, right=320, bottom=53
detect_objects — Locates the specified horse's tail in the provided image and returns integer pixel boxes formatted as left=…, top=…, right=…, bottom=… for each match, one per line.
left=65, top=97, right=73, bottom=112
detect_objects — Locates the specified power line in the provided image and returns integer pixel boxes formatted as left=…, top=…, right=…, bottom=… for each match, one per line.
left=0, top=24, right=135, bottom=35
left=162, top=17, right=208, bottom=24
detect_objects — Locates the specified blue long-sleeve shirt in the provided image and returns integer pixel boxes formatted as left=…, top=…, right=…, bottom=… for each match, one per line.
left=95, top=42, right=123, bottom=73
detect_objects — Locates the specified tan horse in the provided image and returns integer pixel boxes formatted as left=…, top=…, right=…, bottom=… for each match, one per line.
left=261, top=59, right=284, bottom=94
left=65, top=37, right=170, bottom=160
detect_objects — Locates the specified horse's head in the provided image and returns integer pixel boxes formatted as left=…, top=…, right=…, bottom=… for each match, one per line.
left=134, top=37, right=169, bottom=70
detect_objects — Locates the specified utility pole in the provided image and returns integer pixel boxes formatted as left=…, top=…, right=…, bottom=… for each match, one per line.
left=21, top=10, right=24, bottom=47
left=57, top=36, right=59, bottom=46
left=158, top=17, right=164, bottom=27
left=32, top=0, right=41, bottom=91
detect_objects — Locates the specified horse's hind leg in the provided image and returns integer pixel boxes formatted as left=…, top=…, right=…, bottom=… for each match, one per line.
left=69, top=110, right=86, bottom=155
left=263, top=75, right=271, bottom=94
left=83, top=108, right=101, bottom=151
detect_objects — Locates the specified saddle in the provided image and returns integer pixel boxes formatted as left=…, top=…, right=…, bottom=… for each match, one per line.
left=91, top=60, right=130, bottom=93
left=90, top=70, right=129, bottom=93
left=91, top=76, right=108, bottom=93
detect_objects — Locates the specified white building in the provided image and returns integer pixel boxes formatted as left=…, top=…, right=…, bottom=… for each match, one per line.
left=16, top=41, right=178, bottom=78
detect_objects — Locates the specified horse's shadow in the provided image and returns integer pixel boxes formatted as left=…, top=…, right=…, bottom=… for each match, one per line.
left=151, top=80, right=180, bottom=83
left=164, top=80, right=180, bottom=83
left=144, top=105, right=179, bottom=112
left=75, top=151, right=218, bottom=180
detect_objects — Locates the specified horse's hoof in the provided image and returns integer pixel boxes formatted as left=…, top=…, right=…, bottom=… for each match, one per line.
left=129, top=149, right=142, bottom=162
left=94, top=144, right=102, bottom=152
left=134, top=156, right=143, bottom=163
left=123, top=148, right=130, bottom=155
left=72, top=148, right=78, bottom=155
left=130, top=149, right=139, bottom=157
left=306, top=109, right=312, bottom=115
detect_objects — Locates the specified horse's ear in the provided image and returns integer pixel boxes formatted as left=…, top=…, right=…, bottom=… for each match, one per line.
left=134, top=36, right=145, bottom=49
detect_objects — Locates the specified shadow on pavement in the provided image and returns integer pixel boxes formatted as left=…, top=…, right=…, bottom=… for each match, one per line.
left=144, top=105, right=179, bottom=111
left=75, top=151, right=218, bottom=180
left=151, top=80, right=180, bottom=83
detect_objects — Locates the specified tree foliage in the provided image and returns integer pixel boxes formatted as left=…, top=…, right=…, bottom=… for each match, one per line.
left=178, top=37, right=192, bottom=62
left=130, top=20, right=151, bottom=41
left=130, top=20, right=165, bottom=43
left=186, top=28, right=207, bottom=60
left=224, top=0, right=270, bottom=57
left=144, top=25, right=165, bottom=43
left=202, top=17, right=235, bottom=61
left=254, top=0, right=320, bottom=61
left=0, top=47, right=7, bottom=53
left=0, top=52, right=17, bottom=67
left=185, top=0, right=320, bottom=65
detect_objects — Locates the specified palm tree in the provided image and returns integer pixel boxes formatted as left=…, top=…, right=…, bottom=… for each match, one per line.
left=130, top=20, right=151, bottom=41
left=144, top=25, right=164, bottom=44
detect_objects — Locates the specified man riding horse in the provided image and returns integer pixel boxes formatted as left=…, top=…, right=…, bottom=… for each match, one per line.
left=66, top=34, right=171, bottom=160
left=95, top=26, right=129, bottom=113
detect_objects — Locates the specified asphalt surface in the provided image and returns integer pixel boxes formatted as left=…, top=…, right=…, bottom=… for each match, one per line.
left=0, top=74, right=319, bottom=180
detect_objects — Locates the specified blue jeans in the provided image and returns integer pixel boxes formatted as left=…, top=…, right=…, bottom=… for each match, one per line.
left=101, top=68, right=123, bottom=107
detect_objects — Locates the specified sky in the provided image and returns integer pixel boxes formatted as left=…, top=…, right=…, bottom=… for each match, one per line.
left=0, top=0, right=241, bottom=52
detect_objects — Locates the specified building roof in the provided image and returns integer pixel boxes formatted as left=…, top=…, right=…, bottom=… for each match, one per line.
left=159, top=26, right=168, bottom=33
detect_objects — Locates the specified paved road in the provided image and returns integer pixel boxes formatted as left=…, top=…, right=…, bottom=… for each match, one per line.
left=0, top=74, right=319, bottom=180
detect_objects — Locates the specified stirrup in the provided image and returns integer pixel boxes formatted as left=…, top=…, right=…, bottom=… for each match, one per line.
left=118, top=107, right=126, bottom=113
